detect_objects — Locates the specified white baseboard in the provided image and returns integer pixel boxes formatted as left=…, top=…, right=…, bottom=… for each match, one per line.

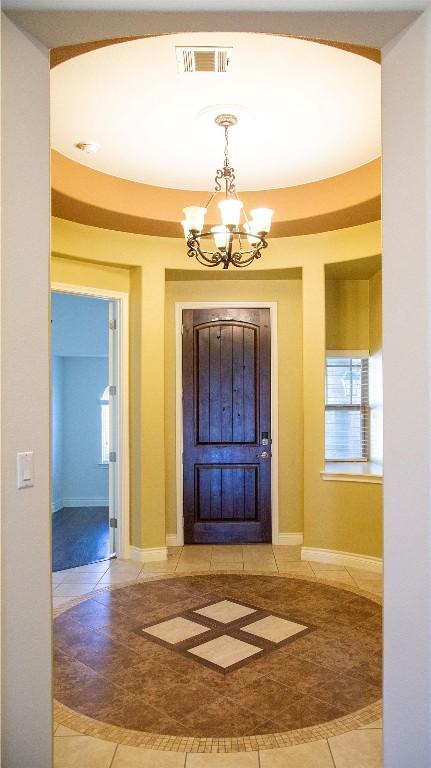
left=301, top=546, right=383, bottom=573
left=51, top=500, right=63, bottom=514
left=277, top=532, right=304, bottom=546
left=62, top=497, right=109, bottom=508
left=130, top=545, right=168, bottom=563
left=166, top=534, right=179, bottom=547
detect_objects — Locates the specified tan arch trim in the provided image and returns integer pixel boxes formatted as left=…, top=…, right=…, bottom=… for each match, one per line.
left=50, top=33, right=380, bottom=69
left=51, top=150, right=381, bottom=238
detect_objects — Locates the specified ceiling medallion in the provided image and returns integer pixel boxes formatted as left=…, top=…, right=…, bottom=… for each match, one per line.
left=182, top=114, right=273, bottom=269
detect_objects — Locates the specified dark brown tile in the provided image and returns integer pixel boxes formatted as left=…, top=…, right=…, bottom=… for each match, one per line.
left=228, top=677, right=295, bottom=721
left=179, top=694, right=269, bottom=737
left=259, top=694, right=345, bottom=732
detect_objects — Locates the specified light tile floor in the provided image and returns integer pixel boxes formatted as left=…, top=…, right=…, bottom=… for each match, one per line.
left=53, top=545, right=383, bottom=767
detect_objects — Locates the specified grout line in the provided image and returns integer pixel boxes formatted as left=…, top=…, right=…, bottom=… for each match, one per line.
left=108, top=742, right=119, bottom=768
left=257, top=748, right=262, bottom=767
left=327, top=736, right=337, bottom=768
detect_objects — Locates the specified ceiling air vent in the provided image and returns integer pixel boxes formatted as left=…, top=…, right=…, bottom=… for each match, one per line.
left=176, top=47, right=232, bottom=74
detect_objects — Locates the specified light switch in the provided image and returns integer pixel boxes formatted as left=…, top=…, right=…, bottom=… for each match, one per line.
left=17, top=451, right=34, bottom=489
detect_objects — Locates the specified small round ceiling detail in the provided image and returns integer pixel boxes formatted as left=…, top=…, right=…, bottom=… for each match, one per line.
left=50, top=32, right=381, bottom=192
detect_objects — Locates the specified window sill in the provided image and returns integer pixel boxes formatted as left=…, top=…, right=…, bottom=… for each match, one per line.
left=321, top=462, right=383, bottom=484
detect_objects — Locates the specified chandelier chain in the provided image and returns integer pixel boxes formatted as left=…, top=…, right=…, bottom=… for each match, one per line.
left=224, top=126, right=230, bottom=167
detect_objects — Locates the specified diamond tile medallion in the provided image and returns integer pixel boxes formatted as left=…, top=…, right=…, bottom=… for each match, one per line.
left=140, top=597, right=312, bottom=673
left=53, top=573, right=382, bottom=751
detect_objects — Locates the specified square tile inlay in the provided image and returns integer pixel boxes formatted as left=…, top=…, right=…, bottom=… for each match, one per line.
left=241, top=615, right=308, bottom=643
left=143, top=616, right=210, bottom=644
left=137, top=595, right=313, bottom=674
left=194, top=600, right=257, bottom=624
left=188, top=634, right=262, bottom=669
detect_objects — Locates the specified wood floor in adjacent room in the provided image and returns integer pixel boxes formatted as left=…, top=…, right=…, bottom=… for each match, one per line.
left=52, top=545, right=382, bottom=768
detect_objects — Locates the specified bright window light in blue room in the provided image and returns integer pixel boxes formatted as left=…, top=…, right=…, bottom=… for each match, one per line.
left=100, top=386, right=109, bottom=464
left=325, top=356, right=369, bottom=461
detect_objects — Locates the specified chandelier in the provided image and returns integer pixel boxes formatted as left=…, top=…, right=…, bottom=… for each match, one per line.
left=181, top=114, right=274, bottom=269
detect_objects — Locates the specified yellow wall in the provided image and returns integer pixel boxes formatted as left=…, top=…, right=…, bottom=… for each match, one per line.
left=326, top=279, right=370, bottom=351
left=165, top=277, right=304, bottom=536
left=51, top=216, right=382, bottom=558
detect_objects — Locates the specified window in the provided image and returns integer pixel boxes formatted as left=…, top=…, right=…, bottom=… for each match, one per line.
left=100, top=386, right=110, bottom=464
left=325, top=356, right=369, bottom=461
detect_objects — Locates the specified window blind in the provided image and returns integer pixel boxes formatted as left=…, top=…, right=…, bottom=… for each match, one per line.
left=325, top=356, right=369, bottom=461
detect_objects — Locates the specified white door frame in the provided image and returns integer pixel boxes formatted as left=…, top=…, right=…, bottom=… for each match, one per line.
left=175, top=301, right=279, bottom=546
left=51, top=281, right=130, bottom=560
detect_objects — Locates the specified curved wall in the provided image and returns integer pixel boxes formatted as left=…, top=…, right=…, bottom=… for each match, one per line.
left=51, top=215, right=382, bottom=559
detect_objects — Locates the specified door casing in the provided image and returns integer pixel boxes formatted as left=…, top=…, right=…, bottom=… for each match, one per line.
left=175, top=301, right=279, bottom=546
left=51, top=281, right=130, bottom=560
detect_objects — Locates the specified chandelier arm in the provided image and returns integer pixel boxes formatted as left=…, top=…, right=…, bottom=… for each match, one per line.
left=204, top=189, right=218, bottom=209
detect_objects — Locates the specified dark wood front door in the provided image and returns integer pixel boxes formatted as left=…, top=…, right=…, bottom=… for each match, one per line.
left=183, top=307, right=271, bottom=544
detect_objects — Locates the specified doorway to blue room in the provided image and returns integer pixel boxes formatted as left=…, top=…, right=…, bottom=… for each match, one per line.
left=51, top=291, right=115, bottom=571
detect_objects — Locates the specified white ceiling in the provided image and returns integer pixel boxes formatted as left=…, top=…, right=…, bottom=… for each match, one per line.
left=50, top=32, right=381, bottom=191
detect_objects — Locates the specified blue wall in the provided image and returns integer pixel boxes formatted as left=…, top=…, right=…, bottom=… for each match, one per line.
left=51, top=293, right=109, bottom=511
left=52, top=293, right=108, bottom=357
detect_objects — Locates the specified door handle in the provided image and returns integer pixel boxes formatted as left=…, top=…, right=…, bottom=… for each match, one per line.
left=256, top=451, right=271, bottom=459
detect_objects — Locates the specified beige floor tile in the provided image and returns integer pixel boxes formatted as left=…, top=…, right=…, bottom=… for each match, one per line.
left=112, top=745, right=186, bottom=767
left=277, top=561, right=315, bottom=575
left=52, top=572, right=68, bottom=584
left=181, top=545, right=213, bottom=556
left=144, top=616, right=211, bottom=644
left=329, top=728, right=382, bottom=767
left=210, top=562, right=244, bottom=571
left=53, top=596, right=75, bottom=609
left=211, top=544, right=245, bottom=553
left=98, top=571, right=141, bottom=584
left=353, top=579, right=383, bottom=595
left=54, top=584, right=95, bottom=597
left=55, top=725, right=82, bottom=736
left=186, top=751, right=259, bottom=767
left=272, top=545, right=302, bottom=561
left=109, top=560, right=143, bottom=572
left=315, top=570, right=356, bottom=586
left=141, top=560, right=177, bottom=573
left=211, top=551, right=244, bottom=563
left=346, top=567, right=382, bottom=580
left=361, top=719, right=383, bottom=729
left=309, top=562, right=349, bottom=572
left=71, top=562, right=111, bottom=574
left=194, top=599, right=256, bottom=623
left=178, top=552, right=213, bottom=564
left=243, top=615, right=307, bottom=643
left=176, top=561, right=211, bottom=572
left=243, top=561, right=278, bottom=573
left=53, top=735, right=116, bottom=768
left=189, top=634, right=262, bottom=668
left=243, top=544, right=274, bottom=553
left=243, top=556, right=277, bottom=567
left=260, top=739, right=335, bottom=767
left=59, top=573, right=103, bottom=585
